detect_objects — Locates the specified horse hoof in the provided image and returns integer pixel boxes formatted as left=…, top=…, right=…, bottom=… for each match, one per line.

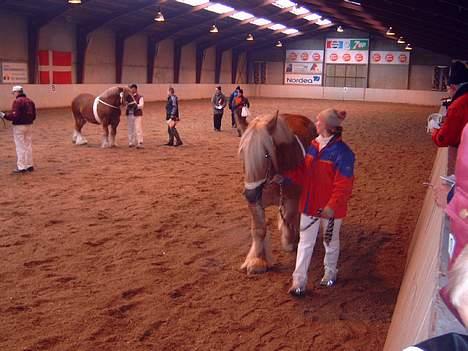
left=241, top=257, right=269, bottom=275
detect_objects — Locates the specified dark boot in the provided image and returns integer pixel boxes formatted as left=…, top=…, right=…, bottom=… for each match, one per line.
left=166, top=126, right=174, bottom=145
left=172, top=128, right=183, bottom=146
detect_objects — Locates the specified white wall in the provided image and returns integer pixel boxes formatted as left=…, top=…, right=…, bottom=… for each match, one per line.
left=122, top=34, right=147, bottom=83
left=0, top=12, right=27, bottom=62
left=85, top=29, right=115, bottom=83
left=201, top=47, right=215, bottom=84
left=154, top=39, right=173, bottom=83
left=220, top=50, right=232, bottom=84
left=180, top=43, right=196, bottom=83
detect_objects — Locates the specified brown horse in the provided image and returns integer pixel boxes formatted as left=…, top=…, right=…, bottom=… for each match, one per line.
left=238, top=112, right=317, bottom=274
left=71, top=86, right=136, bottom=148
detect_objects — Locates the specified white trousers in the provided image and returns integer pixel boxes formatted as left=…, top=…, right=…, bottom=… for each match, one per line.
left=292, top=214, right=342, bottom=288
left=13, top=124, right=33, bottom=170
left=127, top=115, right=143, bottom=145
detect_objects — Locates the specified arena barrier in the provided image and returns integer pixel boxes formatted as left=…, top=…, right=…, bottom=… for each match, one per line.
left=0, top=84, right=448, bottom=110
left=383, top=147, right=466, bottom=350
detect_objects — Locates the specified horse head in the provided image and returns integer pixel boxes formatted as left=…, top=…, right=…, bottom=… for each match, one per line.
left=118, top=87, right=137, bottom=107
left=239, top=112, right=294, bottom=204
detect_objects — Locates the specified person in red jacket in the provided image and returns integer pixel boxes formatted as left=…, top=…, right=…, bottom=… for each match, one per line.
left=432, top=61, right=468, bottom=147
left=274, top=108, right=355, bottom=297
left=0, top=86, right=36, bottom=174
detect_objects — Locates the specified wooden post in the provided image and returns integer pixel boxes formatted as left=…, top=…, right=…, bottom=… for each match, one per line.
left=27, top=20, right=39, bottom=84
left=146, top=37, right=157, bottom=84
left=214, top=47, right=223, bottom=84
left=173, top=42, right=182, bottom=84
left=115, top=34, right=125, bottom=84
left=195, top=46, right=204, bottom=84
left=76, top=26, right=89, bottom=84
left=231, top=49, right=239, bottom=84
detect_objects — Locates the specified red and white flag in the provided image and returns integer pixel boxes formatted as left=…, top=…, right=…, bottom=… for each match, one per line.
left=38, top=50, right=72, bottom=84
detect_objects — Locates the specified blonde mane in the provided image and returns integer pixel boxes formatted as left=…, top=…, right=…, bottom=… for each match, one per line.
left=239, top=113, right=295, bottom=183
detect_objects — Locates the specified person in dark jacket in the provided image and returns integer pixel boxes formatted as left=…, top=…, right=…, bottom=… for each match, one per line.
left=126, top=84, right=144, bottom=148
left=0, top=86, right=36, bottom=173
left=165, top=87, right=182, bottom=146
left=228, top=86, right=240, bottom=128
left=211, top=86, right=227, bottom=131
left=432, top=61, right=468, bottom=147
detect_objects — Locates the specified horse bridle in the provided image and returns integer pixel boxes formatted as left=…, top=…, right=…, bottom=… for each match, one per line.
left=97, top=91, right=137, bottom=110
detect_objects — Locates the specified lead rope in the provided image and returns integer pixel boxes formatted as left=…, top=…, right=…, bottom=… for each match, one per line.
left=324, top=218, right=335, bottom=245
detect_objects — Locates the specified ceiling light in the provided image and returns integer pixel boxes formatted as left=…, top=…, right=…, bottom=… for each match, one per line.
left=230, top=11, right=254, bottom=21
left=210, top=24, right=218, bottom=33
left=269, top=23, right=286, bottom=31
left=282, top=28, right=299, bottom=35
left=276, top=41, right=283, bottom=47
left=397, top=36, right=406, bottom=44
left=386, top=26, right=395, bottom=36
left=68, top=0, right=81, bottom=3
left=304, top=13, right=321, bottom=21
left=405, top=43, right=412, bottom=51
left=337, top=25, right=344, bottom=32
left=316, top=19, right=332, bottom=26
left=344, top=0, right=362, bottom=5
left=290, top=6, right=309, bottom=15
left=205, top=3, right=234, bottom=14
left=246, top=33, right=254, bottom=41
left=272, top=0, right=296, bottom=9
left=154, top=8, right=165, bottom=22
left=176, top=0, right=209, bottom=5
left=250, top=18, right=271, bottom=26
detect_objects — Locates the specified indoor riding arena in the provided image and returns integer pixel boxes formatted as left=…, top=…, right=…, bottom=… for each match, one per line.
left=0, top=1, right=467, bottom=351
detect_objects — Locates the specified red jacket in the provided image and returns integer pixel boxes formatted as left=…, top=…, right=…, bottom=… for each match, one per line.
left=284, top=136, right=355, bottom=219
left=432, top=84, right=468, bottom=147
left=445, top=123, right=468, bottom=268
left=5, top=94, right=36, bottom=125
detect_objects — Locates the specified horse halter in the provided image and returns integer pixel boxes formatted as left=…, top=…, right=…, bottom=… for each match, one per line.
left=243, top=151, right=275, bottom=204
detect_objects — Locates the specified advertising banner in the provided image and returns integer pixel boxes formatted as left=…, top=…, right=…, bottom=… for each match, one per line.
left=284, top=74, right=322, bottom=85
left=285, top=50, right=324, bottom=63
left=1, top=62, right=28, bottom=83
left=325, top=38, right=369, bottom=64
left=285, top=62, right=323, bottom=74
left=370, top=51, right=410, bottom=65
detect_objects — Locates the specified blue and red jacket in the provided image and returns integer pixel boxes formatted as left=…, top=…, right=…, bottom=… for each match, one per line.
left=284, top=136, right=355, bottom=219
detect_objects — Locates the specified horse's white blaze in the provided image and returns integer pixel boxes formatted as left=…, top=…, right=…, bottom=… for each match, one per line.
left=92, top=97, right=102, bottom=124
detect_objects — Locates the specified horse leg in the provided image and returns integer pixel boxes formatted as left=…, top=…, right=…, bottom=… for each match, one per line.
left=278, top=195, right=300, bottom=252
left=101, top=123, right=110, bottom=148
left=73, top=115, right=88, bottom=145
left=109, top=121, right=118, bottom=147
left=241, top=203, right=273, bottom=274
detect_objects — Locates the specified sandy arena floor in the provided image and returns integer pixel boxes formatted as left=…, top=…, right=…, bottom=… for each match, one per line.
left=0, top=97, right=437, bottom=351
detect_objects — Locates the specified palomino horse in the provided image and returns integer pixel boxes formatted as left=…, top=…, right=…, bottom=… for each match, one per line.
left=71, top=86, right=136, bottom=147
left=238, top=112, right=317, bottom=274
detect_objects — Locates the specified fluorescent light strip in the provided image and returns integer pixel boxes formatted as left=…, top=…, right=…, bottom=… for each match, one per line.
left=204, top=3, right=234, bottom=14
left=304, top=13, right=321, bottom=21
left=272, top=0, right=296, bottom=8
left=316, top=18, right=332, bottom=25
left=269, top=23, right=286, bottom=30
left=230, top=11, right=254, bottom=21
left=282, top=28, right=299, bottom=34
left=175, top=0, right=209, bottom=5
left=250, top=18, right=271, bottom=26
left=290, top=6, right=309, bottom=15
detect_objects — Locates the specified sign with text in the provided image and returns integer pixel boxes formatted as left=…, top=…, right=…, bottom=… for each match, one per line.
left=370, top=51, right=410, bottom=65
left=285, top=62, right=323, bottom=74
left=325, top=38, right=369, bottom=64
left=1, top=62, right=28, bottom=83
left=286, top=50, right=324, bottom=63
left=284, top=74, right=322, bottom=85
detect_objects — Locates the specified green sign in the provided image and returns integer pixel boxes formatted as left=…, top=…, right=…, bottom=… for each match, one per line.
left=350, top=39, right=369, bottom=50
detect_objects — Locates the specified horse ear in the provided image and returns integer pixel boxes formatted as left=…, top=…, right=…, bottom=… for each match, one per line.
left=266, top=111, right=279, bottom=134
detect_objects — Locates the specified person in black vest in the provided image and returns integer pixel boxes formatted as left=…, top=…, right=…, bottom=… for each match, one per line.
left=228, top=86, right=240, bottom=128
left=0, top=86, right=36, bottom=173
left=126, top=84, right=144, bottom=149
left=211, top=86, right=227, bottom=131
left=165, top=87, right=182, bottom=147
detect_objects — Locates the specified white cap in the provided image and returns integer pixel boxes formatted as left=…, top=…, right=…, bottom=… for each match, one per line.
left=12, top=85, right=23, bottom=93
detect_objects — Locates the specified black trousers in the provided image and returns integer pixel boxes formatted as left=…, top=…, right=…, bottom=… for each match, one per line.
left=213, top=112, right=223, bottom=130
left=231, top=110, right=236, bottom=127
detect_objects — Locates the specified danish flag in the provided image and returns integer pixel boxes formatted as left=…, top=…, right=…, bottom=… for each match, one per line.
left=37, top=50, right=72, bottom=84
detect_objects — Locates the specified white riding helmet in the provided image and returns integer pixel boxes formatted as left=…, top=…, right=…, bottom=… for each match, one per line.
left=12, top=85, right=23, bottom=93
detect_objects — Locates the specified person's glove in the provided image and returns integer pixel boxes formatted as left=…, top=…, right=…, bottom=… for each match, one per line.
left=322, top=207, right=335, bottom=218
left=270, top=174, right=285, bottom=184
left=0, top=112, right=5, bottom=118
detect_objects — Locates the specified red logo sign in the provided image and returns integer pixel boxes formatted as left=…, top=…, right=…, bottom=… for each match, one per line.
left=355, top=53, right=364, bottom=62
left=343, top=53, right=351, bottom=62
left=330, top=53, right=338, bottom=62
left=373, top=53, right=381, bottom=62
left=385, top=53, right=394, bottom=62
left=399, top=54, right=407, bottom=63
left=312, top=52, right=321, bottom=61
left=301, top=52, right=309, bottom=61
left=288, top=52, right=298, bottom=61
